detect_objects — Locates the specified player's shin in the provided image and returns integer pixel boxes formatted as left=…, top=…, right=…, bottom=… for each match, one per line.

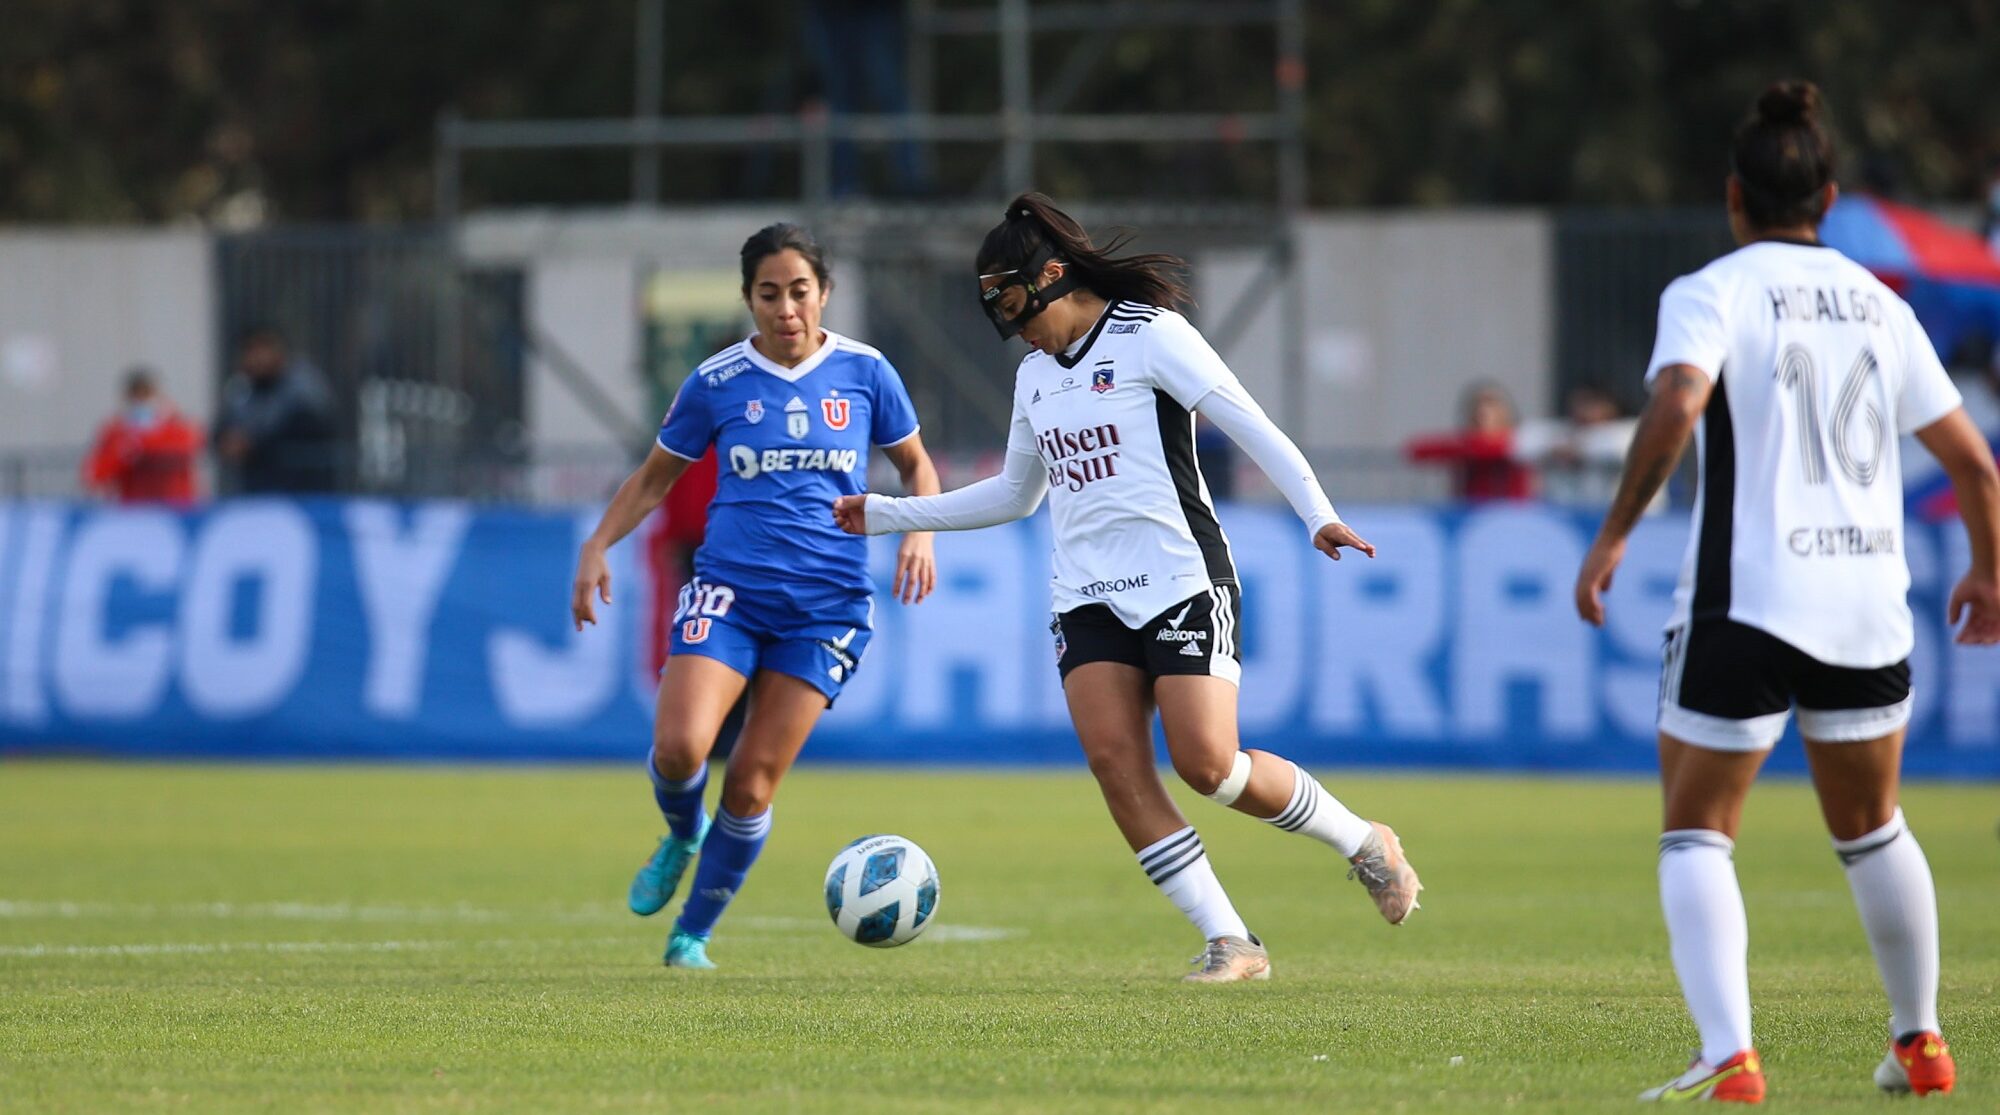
left=1834, top=809, right=1941, bottom=1039
left=1659, top=829, right=1755, bottom=1067
left=649, top=757, right=709, bottom=840
left=675, top=806, right=772, bottom=938
left=1136, top=826, right=1249, bottom=942
left=1218, top=754, right=1372, bottom=858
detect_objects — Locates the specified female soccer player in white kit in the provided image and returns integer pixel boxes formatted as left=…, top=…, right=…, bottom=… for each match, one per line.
left=833, top=193, right=1422, bottom=983
left=1576, top=83, right=2000, bottom=1102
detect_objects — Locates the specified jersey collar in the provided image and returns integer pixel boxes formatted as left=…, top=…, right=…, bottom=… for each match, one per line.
left=1053, top=300, right=1119, bottom=369
left=744, top=328, right=840, bottom=383
left=1752, top=235, right=1831, bottom=250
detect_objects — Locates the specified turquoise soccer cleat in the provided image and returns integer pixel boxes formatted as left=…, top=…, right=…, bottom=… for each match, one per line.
left=627, top=813, right=710, bottom=917
left=663, top=928, right=716, bottom=969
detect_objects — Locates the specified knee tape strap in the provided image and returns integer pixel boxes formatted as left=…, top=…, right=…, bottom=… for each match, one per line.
left=1205, top=751, right=1253, bottom=807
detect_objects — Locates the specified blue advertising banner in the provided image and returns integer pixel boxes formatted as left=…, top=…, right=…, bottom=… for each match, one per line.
left=1, top=499, right=1996, bottom=774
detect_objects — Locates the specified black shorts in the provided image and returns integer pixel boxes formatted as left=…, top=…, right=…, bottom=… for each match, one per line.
left=1052, top=584, right=1242, bottom=684
left=1659, top=618, right=1912, bottom=751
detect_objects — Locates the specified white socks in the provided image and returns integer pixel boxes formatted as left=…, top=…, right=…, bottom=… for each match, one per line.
left=1265, top=761, right=1374, bottom=858
left=1659, top=829, right=1753, bottom=1066
left=1137, top=826, right=1249, bottom=942
left=1834, top=809, right=1941, bottom=1038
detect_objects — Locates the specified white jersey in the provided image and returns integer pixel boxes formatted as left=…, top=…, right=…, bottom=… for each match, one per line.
left=1648, top=240, right=1962, bottom=667
left=1007, top=301, right=1238, bottom=626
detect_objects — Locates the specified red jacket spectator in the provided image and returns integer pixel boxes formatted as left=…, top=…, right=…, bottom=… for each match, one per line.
left=1406, top=381, right=1536, bottom=501
left=1406, top=430, right=1536, bottom=501
left=83, top=369, right=204, bottom=505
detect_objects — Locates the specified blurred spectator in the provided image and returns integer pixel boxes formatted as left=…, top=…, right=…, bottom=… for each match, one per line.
left=646, top=447, right=721, bottom=675
left=804, top=0, right=929, bottom=197
left=82, top=366, right=204, bottom=505
left=1405, top=381, right=1534, bottom=501
left=215, top=326, right=338, bottom=494
left=643, top=446, right=741, bottom=754
left=1513, top=385, right=1643, bottom=507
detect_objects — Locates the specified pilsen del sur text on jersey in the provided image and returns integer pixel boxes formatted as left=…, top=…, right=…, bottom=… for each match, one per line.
left=1766, top=285, right=1886, bottom=326
left=1037, top=422, right=1123, bottom=493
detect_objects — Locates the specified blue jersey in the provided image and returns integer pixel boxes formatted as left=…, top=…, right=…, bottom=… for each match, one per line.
left=658, top=331, right=920, bottom=612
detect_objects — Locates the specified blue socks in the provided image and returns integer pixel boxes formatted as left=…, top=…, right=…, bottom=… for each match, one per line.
left=649, top=758, right=708, bottom=840
left=674, top=807, right=772, bottom=938
left=647, top=757, right=771, bottom=938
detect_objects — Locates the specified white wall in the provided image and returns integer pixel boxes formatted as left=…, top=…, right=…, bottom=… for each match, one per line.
left=0, top=230, right=215, bottom=449
left=463, top=209, right=869, bottom=453
left=1199, top=211, right=1554, bottom=452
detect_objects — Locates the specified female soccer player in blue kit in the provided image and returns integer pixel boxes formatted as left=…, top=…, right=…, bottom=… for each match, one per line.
left=572, top=223, right=940, bottom=969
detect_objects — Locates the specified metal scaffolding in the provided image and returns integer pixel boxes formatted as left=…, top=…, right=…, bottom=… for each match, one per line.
left=433, top=0, right=1310, bottom=438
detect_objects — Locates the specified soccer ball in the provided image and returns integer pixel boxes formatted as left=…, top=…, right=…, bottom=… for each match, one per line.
left=823, top=834, right=939, bottom=947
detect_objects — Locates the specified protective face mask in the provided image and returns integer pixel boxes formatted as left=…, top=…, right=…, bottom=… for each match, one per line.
left=124, top=404, right=158, bottom=427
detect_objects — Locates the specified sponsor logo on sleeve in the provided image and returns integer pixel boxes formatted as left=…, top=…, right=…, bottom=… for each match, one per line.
left=705, top=359, right=752, bottom=386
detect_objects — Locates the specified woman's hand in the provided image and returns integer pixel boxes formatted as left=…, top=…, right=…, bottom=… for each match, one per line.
left=1574, top=535, right=1625, bottom=627
left=572, top=543, right=612, bottom=631
left=894, top=532, right=936, bottom=604
left=1948, top=571, right=2000, bottom=644
left=832, top=494, right=868, bottom=535
left=1312, top=521, right=1377, bottom=562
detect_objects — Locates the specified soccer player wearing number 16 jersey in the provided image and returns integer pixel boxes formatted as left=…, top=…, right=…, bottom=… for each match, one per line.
left=836, top=194, right=1423, bottom=983
left=1577, top=83, right=2000, bottom=1102
left=572, top=224, right=941, bottom=970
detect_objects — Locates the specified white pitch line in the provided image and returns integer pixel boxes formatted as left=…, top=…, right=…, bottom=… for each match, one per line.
left=0, top=934, right=638, bottom=961
left=0, top=938, right=453, bottom=959
left=0, top=899, right=604, bottom=924
left=0, top=900, right=1024, bottom=941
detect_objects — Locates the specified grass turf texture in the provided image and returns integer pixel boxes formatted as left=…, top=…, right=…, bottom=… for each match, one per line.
left=0, top=764, right=1994, bottom=1113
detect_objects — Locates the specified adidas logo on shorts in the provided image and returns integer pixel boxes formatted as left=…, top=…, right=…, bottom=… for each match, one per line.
left=1179, top=642, right=1204, bottom=657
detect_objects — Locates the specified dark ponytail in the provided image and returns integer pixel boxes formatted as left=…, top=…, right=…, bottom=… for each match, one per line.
left=976, top=193, right=1192, bottom=310
left=1731, top=80, right=1837, bottom=230
left=740, top=222, right=833, bottom=296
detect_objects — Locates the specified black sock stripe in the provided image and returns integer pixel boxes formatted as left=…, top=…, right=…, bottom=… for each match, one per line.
left=1836, top=826, right=1905, bottom=865
left=1147, top=848, right=1206, bottom=885
left=1274, top=796, right=1318, bottom=831
left=1659, top=832, right=1732, bottom=857
left=1138, top=829, right=1200, bottom=872
left=1271, top=786, right=1312, bottom=828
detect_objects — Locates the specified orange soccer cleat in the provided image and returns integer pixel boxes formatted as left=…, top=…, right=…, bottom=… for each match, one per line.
left=1875, top=1031, right=1954, bottom=1096
left=1639, top=1049, right=1766, bottom=1104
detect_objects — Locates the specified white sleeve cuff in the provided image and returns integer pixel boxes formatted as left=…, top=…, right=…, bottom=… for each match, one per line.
left=656, top=436, right=699, bottom=461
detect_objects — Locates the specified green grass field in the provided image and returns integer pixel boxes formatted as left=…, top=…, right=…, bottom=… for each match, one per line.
left=0, top=762, right=1994, bottom=1113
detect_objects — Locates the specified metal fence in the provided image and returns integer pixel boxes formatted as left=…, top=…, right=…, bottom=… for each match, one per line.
left=1554, top=207, right=1736, bottom=412
left=214, top=227, right=530, bottom=498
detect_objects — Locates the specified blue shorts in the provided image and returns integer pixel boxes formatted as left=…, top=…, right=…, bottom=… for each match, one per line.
left=667, top=575, right=874, bottom=704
